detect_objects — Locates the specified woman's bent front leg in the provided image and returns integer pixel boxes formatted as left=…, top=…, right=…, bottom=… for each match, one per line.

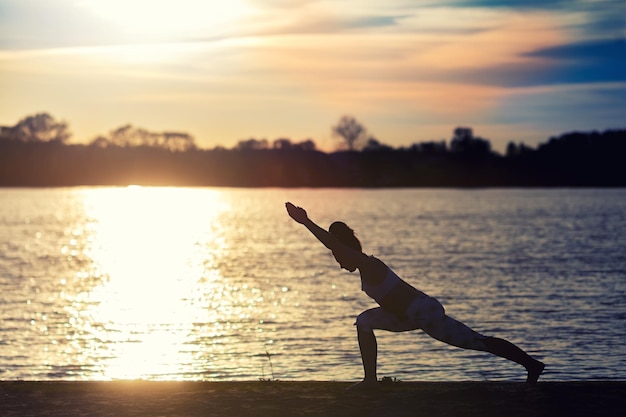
left=353, top=328, right=378, bottom=389
left=352, top=307, right=421, bottom=389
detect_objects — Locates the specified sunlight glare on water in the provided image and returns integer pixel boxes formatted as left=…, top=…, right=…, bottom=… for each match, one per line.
left=70, top=186, right=232, bottom=379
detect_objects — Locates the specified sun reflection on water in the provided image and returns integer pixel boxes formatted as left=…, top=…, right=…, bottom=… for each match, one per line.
left=75, top=186, right=231, bottom=379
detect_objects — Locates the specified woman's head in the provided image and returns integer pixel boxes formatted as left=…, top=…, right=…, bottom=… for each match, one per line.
left=329, top=221, right=362, bottom=252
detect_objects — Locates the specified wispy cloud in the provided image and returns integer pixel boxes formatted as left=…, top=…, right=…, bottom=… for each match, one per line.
left=0, top=0, right=126, bottom=49
left=524, top=39, right=626, bottom=84
left=452, top=0, right=624, bottom=37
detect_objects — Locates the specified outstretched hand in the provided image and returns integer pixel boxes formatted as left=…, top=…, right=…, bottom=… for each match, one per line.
left=285, top=202, right=309, bottom=224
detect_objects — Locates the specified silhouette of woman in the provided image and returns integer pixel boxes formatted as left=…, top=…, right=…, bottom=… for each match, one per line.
left=285, top=202, right=544, bottom=389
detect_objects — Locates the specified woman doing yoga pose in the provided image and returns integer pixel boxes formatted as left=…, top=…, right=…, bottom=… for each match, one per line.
left=285, top=202, right=544, bottom=388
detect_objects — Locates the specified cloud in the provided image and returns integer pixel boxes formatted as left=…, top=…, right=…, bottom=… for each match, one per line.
left=453, top=0, right=625, bottom=37
left=524, top=39, right=626, bottom=83
left=449, top=0, right=570, bottom=9
left=444, top=38, right=625, bottom=88
left=0, top=0, right=129, bottom=50
left=486, top=83, right=626, bottom=133
left=344, top=15, right=406, bottom=29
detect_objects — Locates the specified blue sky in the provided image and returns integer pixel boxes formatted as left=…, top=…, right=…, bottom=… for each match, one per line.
left=0, top=0, right=624, bottom=152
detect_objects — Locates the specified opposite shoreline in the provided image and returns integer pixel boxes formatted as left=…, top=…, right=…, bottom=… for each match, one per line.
left=1, top=381, right=625, bottom=417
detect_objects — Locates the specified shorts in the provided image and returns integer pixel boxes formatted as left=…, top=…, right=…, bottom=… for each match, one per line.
left=355, top=296, right=487, bottom=351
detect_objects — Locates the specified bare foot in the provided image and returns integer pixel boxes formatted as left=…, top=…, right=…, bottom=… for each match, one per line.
left=346, top=379, right=379, bottom=391
left=526, top=360, right=545, bottom=384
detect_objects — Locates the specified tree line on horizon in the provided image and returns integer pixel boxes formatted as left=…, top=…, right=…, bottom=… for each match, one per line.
left=1, top=113, right=625, bottom=187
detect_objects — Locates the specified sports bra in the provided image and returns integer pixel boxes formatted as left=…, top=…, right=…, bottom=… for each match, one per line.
left=361, top=267, right=427, bottom=317
left=361, top=267, right=401, bottom=301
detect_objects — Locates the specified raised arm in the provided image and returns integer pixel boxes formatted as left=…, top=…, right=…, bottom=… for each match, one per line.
left=285, top=202, right=340, bottom=251
left=285, top=203, right=387, bottom=272
left=286, top=202, right=387, bottom=279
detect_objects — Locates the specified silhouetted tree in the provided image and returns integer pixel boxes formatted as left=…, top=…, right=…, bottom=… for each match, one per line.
left=88, top=124, right=196, bottom=151
left=506, top=142, right=518, bottom=157
left=160, top=132, right=196, bottom=152
left=273, top=138, right=293, bottom=150
left=273, top=138, right=318, bottom=151
left=410, top=141, right=448, bottom=154
left=450, top=127, right=492, bottom=156
left=363, top=137, right=393, bottom=152
left=0, top=113, right=71, bottom=143
left=89, top=135, right=110, bottom=148
left=110, top=124, right=150, bottom=147
left=506, top=142, right=534, bottom=157
left=332, top=115, right=367, bottom=151
left=235, top=138, right=269, bottom=151
left=295, top=139, right=317, bottom=151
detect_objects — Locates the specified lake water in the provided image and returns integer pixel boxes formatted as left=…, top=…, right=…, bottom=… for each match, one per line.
left=0, top=187, right=625, bottom=382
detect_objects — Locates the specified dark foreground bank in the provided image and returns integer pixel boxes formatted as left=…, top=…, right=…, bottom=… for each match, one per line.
left=1, top=381, right=624, bottom=417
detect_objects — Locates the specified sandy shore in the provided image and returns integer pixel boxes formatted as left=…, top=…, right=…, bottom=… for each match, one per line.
left=1, top=380, right=624, bottom=417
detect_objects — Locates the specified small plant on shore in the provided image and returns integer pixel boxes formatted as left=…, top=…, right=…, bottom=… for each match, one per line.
left=260, top=349, right=277, bottom=382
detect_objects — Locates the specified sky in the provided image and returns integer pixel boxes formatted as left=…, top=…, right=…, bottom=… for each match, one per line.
left=0, top=0, right=624, bottom=152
